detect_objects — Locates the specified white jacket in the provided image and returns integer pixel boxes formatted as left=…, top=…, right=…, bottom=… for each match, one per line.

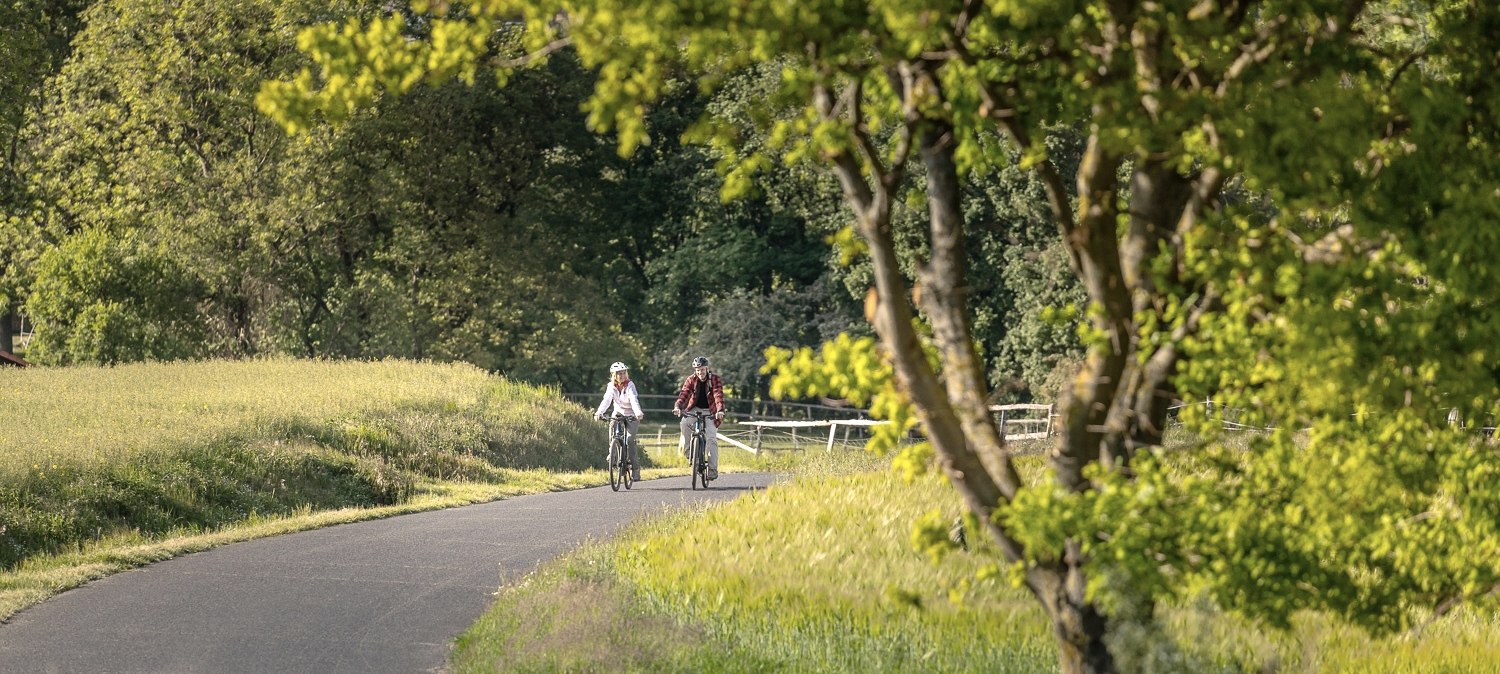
left=595, top=380, right=644, bottom=419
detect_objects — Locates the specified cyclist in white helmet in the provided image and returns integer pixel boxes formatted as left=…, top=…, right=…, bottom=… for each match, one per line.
left=595, top=361, right=644, bottom=481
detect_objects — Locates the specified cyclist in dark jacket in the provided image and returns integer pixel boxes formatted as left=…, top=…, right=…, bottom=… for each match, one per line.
left=672, top=356, right=724, bottom=480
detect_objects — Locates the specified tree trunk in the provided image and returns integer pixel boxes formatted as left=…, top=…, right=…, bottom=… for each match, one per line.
left=1, top=306, right=14, bottom=355
left=1028, top=555, right=1117, bottom=674
left=822, top=73, right=1128, bottom=674
left=1053, top=133, right=1131, bottom=490
left=1047, top=597, right=1117, bottom=674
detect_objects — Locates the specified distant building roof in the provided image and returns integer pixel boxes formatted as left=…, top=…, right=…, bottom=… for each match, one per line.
left=0, top=350, right=28, bottom=367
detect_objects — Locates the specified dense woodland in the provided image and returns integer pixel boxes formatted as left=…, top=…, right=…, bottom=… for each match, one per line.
left=0, top=0, right=1082, bottom=398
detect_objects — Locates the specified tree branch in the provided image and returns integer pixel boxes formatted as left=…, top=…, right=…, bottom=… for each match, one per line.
left=492, top=36, right=572, bottom=70
left=910, top=65, right=1025, bottom=501
left=814, top=79, right=876, bottom=216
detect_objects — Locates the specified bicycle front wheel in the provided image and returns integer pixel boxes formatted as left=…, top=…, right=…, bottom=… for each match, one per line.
left=691, top=436, right=705, bottom=490
left=609, top=439, right=623, bottom=492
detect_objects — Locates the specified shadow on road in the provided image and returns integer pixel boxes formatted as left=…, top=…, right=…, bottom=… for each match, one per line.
left=618, top=484, right=763, bottom=493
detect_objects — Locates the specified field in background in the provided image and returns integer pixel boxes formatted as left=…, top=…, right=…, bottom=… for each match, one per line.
left=0, top=358, right=630, bottom=620
left=453, top=457, right=1500, bottom=673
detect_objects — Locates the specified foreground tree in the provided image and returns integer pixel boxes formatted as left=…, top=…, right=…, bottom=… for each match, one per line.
left=262, top=1, right=1500, bottom=671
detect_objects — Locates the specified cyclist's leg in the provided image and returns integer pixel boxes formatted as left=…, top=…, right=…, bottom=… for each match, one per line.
left=706, top=422, right=719, bottom=479
left=678, top=413, right=694, bottom=460
left=625, top=417, right=641, bottom=480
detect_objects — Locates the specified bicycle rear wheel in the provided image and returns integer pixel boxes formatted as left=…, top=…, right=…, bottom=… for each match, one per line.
left=608, top=438, right=623, bottom=492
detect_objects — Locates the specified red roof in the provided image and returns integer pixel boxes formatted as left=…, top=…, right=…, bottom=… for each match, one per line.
left=0, top=350, right=28, bottom=367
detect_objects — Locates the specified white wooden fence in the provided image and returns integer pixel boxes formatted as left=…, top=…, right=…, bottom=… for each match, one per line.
left=989, top=403, right=1055, bottom=440
left=733, top=419, right=894, bottom=453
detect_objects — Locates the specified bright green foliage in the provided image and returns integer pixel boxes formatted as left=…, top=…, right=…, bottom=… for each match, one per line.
left=25, top=0, right=363, bottom=358
left=763, top=334, right=924, bottom=461
left=26, top=229, right=207, bottom=364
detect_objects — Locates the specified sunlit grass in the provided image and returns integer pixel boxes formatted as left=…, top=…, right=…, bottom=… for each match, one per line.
left=455, top=466, right=1058, bottom=673
left=0, top=357, right=641, bottom=619
left=4, top=358, right=493, bottom=471
left=457, top=458, right=1500, bottom=673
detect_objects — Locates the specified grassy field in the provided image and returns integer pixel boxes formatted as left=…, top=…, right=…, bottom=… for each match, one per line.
left=452, top=451, right=1500, bottom=673
left=0, top=358, right=674, bottom=621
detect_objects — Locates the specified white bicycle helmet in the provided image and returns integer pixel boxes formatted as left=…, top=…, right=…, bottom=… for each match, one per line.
left=609, top=361, right=629, bottom=373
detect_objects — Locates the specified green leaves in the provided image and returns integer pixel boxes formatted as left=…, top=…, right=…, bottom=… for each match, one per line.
left=27, top=229, right=207, bottom=364
left=762, top=333, right=925, bottom=462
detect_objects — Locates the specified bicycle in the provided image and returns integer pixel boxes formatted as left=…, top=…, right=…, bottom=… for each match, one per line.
left=601, top=413, right=634, bottom=492
left=687, top=410, right=712, bottom=490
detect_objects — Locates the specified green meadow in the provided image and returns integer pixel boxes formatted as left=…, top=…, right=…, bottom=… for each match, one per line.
left=453, top=451, right=1500, bottom=674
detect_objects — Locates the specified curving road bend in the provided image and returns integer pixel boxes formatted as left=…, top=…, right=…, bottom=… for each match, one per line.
left=0, top=473, right=776, bottom=674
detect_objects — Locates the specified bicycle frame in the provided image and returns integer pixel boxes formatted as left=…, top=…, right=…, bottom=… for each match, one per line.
left=606, top=414, right=633, bottom=491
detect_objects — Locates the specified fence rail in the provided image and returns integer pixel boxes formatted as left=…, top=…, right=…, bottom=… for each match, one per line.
left=561, top=393, right=872, bottom=422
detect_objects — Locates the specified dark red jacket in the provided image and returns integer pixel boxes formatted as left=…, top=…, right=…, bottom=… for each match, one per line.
left=674, top=372, right=725, bottom=427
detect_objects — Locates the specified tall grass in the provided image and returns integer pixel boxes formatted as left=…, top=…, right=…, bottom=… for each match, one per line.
left=455, top=462, right=1500, bottom=673
left=454, top=467, right=1057, bottom=673
left=0, top=358, right=600, bottom=573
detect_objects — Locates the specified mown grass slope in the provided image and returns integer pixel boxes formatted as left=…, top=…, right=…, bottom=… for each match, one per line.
left=0, top=358, right=613, bottom=618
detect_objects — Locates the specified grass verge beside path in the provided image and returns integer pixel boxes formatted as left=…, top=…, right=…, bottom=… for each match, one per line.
left=454, top=454, right=1500, bottom=673
left=1, top=358, right=672, bottom=622
left=453, top=455, right=1058, bottom=673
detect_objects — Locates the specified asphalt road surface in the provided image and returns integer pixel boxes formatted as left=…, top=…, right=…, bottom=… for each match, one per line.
left=0, top=472, right=776, bottom=674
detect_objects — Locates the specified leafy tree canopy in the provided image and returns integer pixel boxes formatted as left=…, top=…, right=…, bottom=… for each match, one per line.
left=264, top=2, right=1500, bottom=669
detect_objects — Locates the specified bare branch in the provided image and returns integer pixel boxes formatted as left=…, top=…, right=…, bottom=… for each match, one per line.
left=953, top=0, right=984, bottom=42
left=844, top=78, right=894, bottom=185
left=1411, top=582, right=1500, bottom=638
left=1385, top=47, right=1428, bottom=92
left=814, top=80, right=876, bottom=215
left=491, top=36, right=573, bottom=69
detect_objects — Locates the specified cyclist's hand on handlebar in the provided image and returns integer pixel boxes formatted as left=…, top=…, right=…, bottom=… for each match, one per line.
left=672, top=408, right=682, bottom=417
left=714, top=411, right=724, bottom=420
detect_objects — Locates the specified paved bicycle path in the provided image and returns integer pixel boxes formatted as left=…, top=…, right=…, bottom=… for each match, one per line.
left=0, top=473, right=776, bottom=674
